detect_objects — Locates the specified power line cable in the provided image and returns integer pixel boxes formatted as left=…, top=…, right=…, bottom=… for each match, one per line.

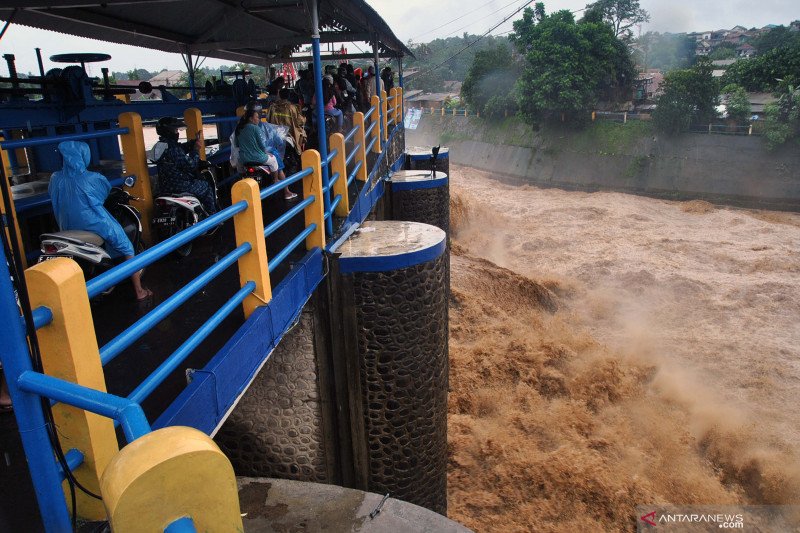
left=409, top=0, right=535, bottom=80
left=442, top=0, right=530, bottom=39
left=410, top=0, right=524, bottom=41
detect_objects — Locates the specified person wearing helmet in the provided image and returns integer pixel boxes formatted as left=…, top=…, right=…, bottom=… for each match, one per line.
left=152, top=116, right=216, bottom=215
left=49, top=141, right=151, bottom=300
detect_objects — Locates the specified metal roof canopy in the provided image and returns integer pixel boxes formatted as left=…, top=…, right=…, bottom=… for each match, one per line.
left=0, top=0, right=412, bottom=65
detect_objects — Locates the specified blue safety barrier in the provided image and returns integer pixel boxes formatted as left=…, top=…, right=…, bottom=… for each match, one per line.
left=0, top=96, right=406, bottom=533
left=0, top=128, right=129, bottom=150
left=344, top=123, right=360, bottom=143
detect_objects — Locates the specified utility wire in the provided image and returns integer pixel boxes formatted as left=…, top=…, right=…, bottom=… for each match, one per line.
left=408, top=0, right=535, bottom=80
left=441, top=0, right=530, bottom=39
left=410, top=0, right=524, bottom=41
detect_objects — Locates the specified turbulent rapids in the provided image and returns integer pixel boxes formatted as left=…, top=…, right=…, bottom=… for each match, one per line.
left=446, top=165, right=800, bottom=532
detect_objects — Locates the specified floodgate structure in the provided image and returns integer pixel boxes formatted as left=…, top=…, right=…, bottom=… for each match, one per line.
left=0, top=1, right=462, bottom=531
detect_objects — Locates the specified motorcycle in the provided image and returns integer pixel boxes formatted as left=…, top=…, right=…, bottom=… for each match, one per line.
left=151, top=161, right=219, bottom=258
left=38, top=176, right=143, bottom=288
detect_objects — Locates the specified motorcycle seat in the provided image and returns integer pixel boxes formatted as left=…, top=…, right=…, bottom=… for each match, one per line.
left=41, top=230, right=104, bottom=246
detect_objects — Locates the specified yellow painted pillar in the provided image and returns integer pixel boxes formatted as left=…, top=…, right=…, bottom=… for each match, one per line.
left=300, top=150, right=326, bottom=250
left=25, top=258, right=119, bottom=520
left=236, top=106, right=245, bottom=118
left=592, top=111, right=596, bottom=121
left=0, top=136, right=26, bottom=267
left=352, top=112, right=368, bottom=182
left=389, top=88, right=399, bottom=126
left=452, top=108, right=456, bottom=116
left=381, top=90, right=388, bottom=141
left=101, top=427, right=243, bottom=533
left=183, top=108, right=206, bottom=162
left=370, top=95, right=382, bottom=154
left=118, top=112, right=154, bottom=245
left=397, top=87, right=403, bottom=121
left=328, top=133, right=350, bottom=216
left=230, top=179, right=271, bottom=318
left=115, top=94, right=130, bottom=104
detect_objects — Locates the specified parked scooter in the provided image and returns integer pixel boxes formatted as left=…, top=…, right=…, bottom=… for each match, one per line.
left=151, top=161, right=219, bottom=257
left=38, top=176, right=143, bottom=285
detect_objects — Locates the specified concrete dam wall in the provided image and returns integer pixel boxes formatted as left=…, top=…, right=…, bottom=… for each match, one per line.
left=406, top=115, right=800, bottom=211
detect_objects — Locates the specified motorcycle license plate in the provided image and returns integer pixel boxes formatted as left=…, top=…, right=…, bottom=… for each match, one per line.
left=37, top=255, right=60, bottom=263
left=154, top=216, right=175, bottom=224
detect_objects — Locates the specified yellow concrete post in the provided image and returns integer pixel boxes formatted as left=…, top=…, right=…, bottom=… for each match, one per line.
left=749, top=124, right=753, bottom=135
left=0, top=136, right=27, bottom=267
left=183, top=108, right=206, bottom=162
left=352, top=112, right=368, bottom=182
left=389, top=88, right=399, bottom=126
left=430, top=106, right=434, bottom=114
left=441, top=107, right=445, bottom=117
left=381, top=90, right=388, bottom=141
left=101, top=427, right=243, bottom=533
left=118, top=112, right=154, bottom=245
left=115, top=94, right=130, bottom=104
left=624, top=112, right=628, bottom=124
left=301, top=150, right=326, bottom=250
left=592, top=111, right=596, bottom=121
left=397, top=87, right=403, bottom=120
left=25, top=258, right=119, bottom=520
left=230, top=179, right=271, bottom=317
left=370, top=95, right=382, bottom=155
left=236, top=106, right=245, bottom=118
left=328, top=133, right=350, bottom=217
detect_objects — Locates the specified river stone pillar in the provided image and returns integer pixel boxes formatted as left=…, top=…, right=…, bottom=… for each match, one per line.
left=405, top=145, right=449, bottom=175
left=389, top=170, right=449, bottom=234
left=333, top=221, right=449, bottom=515
left=214, top=305, right=335, bottom=484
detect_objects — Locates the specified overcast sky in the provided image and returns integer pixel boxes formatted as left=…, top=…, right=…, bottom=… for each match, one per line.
left=0, top=0, right=797, bottom=75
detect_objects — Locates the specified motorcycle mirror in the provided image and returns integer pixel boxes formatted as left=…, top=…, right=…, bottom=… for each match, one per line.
left=124, top=176, right=137, bottom=188
left=432, top=145, right=440, bottom=158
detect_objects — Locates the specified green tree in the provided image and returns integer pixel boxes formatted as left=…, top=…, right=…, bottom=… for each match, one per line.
left=583, top=0, right=649, bottom=40
left=510, top=4, right=635, bottom=125
left=709, top=42, right=736, bottom=60
left=721, top=83, right=751, bottom=123
left=121, top=68, right=154, bottom=81
left=753, top=26, right=800, bottom=55
left=461, top=43, right=519, bottom=115
left=721, top=42, right=800, bottom=91
left=762, top=77, right=800, bottom=149
left=653, top=58, right=719, bottom=134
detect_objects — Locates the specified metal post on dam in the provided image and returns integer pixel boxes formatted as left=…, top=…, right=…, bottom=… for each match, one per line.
left=0, top=1, right=469, bottom=531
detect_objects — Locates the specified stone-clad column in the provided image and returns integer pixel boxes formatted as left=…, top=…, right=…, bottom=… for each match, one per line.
left=334, top=221, right=449, bottom=515
left=389, top=170, right=450, bottom=235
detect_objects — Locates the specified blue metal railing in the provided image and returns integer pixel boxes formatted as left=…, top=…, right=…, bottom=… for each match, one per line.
left=85, top=201, right=247, bottom=298
left=264, top=196, right=315, bottom=238
left=345, top=143, right=360, bottom=167
left=202, top=116, right=239, bottom=125
left=99, top=244, right=251, bottom=365
left=365, top=121, right=377, bottom=139
left=17, top=371, right=151, bottom=442
left=347, top=160, right=362, bottom=186
left=127, top=281, right=256, bottom=404
left=366, top=136, right=377, bottom=153
left=268, top=223, right=316, bottom=273
left=258, top=167, right=310, bottom=201
left=0, top=128, right=129, bottom=150
left=323, top=148, right=338, bottom=168
left=344, top=123, right=360, bottom=143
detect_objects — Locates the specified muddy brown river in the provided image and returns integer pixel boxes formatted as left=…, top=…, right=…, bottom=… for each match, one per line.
left=446, top=165, right=800, bottom=532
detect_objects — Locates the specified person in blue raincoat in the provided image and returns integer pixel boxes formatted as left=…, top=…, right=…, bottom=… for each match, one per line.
left=49, top=141, right=151, bottom=300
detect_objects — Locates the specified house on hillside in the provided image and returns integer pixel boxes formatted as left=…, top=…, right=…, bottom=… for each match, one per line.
left=791, top=20, right=800, bottom=32
left=148, top=70, right=183, bottom=87
left=736, top=43, right=756, bottom=58
left=748, top=92, right=777, bottom=117
left=406, top=92, right=459, bottom=110
left=696, top=41, right=712, bottom=56
left=712, top=59, right=737, bottom=78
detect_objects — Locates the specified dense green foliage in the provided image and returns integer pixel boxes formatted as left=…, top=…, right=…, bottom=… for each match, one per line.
left=721, top=83, right=751, bottom=123
left=762, top=78, right=800, bottom=149
left=633, top=32, right=696, bottom=71
left=583, top=0, right=649, bottom=40
left=753, top=25, right=800, bottom=55
left=708, top=42, right=737, bottom=60
left=461, top=44, right=519, bottom=115
left=721, top=43, right=800, bottom=91
left=404, top=34, right=511, bottom=93
left=510, top=3, right=635, bottom=125
left=113, top=69, right=157, bottom=81
left=653, top=59, right=718, bottom=134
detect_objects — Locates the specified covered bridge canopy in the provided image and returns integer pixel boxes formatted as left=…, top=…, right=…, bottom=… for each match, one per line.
left=0, top=0, right=412, bottom=64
